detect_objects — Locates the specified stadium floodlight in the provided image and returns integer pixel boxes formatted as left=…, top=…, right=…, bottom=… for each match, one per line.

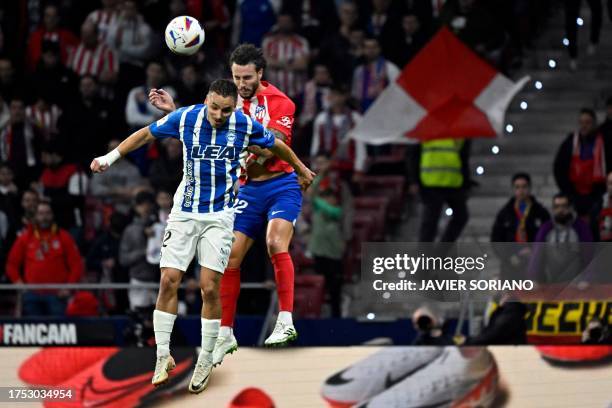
left=548, top=59, right=556, bottom=68
left=577, top=17, right=584, bottom=26
left=491, top=145, right=500, bottom=154
left=535, top=81, right=543, bottom=90
left=476, top=166, right=484, bottom=175
left=505, top=124, right=514, bottom=133
left=520, top=101, right=528, bottom=110
left=445, top=208, right=453, bottom=216
left=367, top=313, right=376, bottom=320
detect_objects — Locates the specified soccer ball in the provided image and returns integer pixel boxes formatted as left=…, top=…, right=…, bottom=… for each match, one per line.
left=164, top=16, right=205, bottom=56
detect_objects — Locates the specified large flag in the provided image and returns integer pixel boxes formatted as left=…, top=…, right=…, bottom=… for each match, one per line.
left=350, top=27, right=530, bottom=145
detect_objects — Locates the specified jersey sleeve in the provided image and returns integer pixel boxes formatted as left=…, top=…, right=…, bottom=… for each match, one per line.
left=267, top=95, right=296, bottom=138
left=148, top=107, right=186, bottom=139
left=248, top=119, right=276, bottom=149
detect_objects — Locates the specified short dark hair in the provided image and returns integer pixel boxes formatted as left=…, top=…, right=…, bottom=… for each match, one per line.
left=208, top=79, right=238, bottom=101
left=580, top=108, right=597, bottom=120
left=512, top=172, right=531, bottom=186
left=553, top=192, right=571, bottom=204
left=229, top=44, right=266, bottom=71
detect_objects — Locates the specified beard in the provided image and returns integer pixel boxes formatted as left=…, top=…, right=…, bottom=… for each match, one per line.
left=554, top=213, right=573, bottom=225
left=238, top=83, right=258, bottom=100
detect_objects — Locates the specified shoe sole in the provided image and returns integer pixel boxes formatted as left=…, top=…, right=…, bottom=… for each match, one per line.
left=264, top=331, right=298, bottom=348
left=451, top=362, right=499, bottom=408
left=212, top=344, right=238, bottom=368
left=152, top=357, right=176, bottom=387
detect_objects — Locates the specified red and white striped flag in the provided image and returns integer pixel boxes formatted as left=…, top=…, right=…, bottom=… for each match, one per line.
left=350, top=27, right=529, bottom=145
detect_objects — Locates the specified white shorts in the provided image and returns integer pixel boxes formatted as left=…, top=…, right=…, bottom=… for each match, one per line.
left=159, top=210, right=235, bottom=273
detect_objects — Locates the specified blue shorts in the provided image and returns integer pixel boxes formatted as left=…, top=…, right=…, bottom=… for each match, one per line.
left=233, top=172, right=302, bottom=239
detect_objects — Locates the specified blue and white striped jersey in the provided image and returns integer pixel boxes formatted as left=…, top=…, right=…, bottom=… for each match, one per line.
left=149, top=104, right=275, bottom=216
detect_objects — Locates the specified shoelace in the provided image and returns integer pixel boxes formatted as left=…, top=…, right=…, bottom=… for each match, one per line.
left=154, top=357, right=166, bottom=377
left=272, top=322, right=288, bottom=335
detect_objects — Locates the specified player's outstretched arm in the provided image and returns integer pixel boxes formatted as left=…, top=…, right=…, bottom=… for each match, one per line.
left=90, top=127, right=155, bottom=173
left=268, top=139, right=316, bottom=190
left=149, top=88, right=176, bottom=113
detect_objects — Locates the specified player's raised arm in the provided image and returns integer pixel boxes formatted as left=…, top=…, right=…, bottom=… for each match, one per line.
left=149, top=88, right=177, bottom=113
left=268, top=138, right=316, bottom=190
left=90, top=127, right=155, bottom=173
left=91, top=106, right=186, bottom=173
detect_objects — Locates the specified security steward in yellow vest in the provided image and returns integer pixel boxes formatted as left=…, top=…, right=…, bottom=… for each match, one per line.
left=408, top=138, right=471, bottom=242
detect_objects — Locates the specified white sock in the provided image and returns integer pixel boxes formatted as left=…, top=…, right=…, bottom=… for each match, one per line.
left=201, top=318, right=220, bottom=358
left=219, top=325, right=233, bottom=338
left=153, top=310, right=177, bottom=358
left=278, top=311, right=293, bottom=325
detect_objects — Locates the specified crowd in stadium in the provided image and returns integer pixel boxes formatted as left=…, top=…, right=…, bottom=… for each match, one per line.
left=2, top=0, right=606, bottom=321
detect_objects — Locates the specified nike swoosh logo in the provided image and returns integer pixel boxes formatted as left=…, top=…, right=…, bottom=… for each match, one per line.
left=325, top=368, right=353, bottom=385
left=81, top=376, right=149, bottom=407
left=384, top=360, right=431, bottom=389
left=270, top=210, right=284, bottom=216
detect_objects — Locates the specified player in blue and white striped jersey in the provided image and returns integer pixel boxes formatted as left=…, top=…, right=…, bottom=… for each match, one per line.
left=90, top=79, right=314, bottom=394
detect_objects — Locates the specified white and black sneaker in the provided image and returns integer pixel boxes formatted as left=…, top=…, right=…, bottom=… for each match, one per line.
left=264, top=321, right=298, bottom=347
left=212, top=333, right=238, bottom=367
left=188, top=352, right=213, bottom=394
left=321, top=347, right=443, bottom=407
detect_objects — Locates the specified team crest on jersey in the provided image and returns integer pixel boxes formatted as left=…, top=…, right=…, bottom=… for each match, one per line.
left=226, top=130, right=236, bottom=144
left=254, top=105, right=267, bottom=121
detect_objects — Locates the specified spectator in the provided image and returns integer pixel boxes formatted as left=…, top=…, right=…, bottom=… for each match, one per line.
left=36, top=143, right=83, bottom=230
left=107, top=0, right=154, bottom=95
left=409, top=138, right=471, bottom=242
left=90, top=139, right=144, bottom=213
left=0, top=94, right=9, bottom=131
left=16, top=189, right=39, bottom=234
left=67, top=20, right=119, bottom=85
left=0, top=98, right=42, bottom=189
left=564, top=0, right=603, bottom=70
left=6, top=201, right=82, bottom=316
left=86, top=0, right=120, bottom=42
left=200, top=0, right=232, bottom=56
left=439, top=0, right=506, bottom=67
left=299, top=63, right=332, bottom=126
left=319, top=1, right=361, bottom=84
left=554, top=108, right=607, bottom=217
left=25, top=92, right=62, bottom=141
left=174, top=64, right=206, bottom=107
left=280, top=0, right=339, bottom=53
left=145, top=190, right=172, bottom=266
left=365, top=0, right=395, bottom=40
left=307, top=154, right=353, bottom=317
left=592, top=171, right=612, bottom=241
left=26, top=4, right=78, bottom=71
left=0, top=58, right=19, bottom=101
left=600, top=96, right=612, bottom=164
left=231, top=0, right=279, bottom=47
left=149, top=138, right=183, bottom=193
left=119, top=191, right=159, bottom=312
left=30, top=40, right=79, bottom=109
left=491, top=173, right=551, bottom=243
left=86, top=212, right=129, bottom=313
left=58, top=75, right=121, bottom=169
left=351, top=36, right=400, bottom=113
left=529, top=193, right=593, bottom=283
left=311, top=84, right=367, bottom=181
left=0, top=163, right=20, bottom=228
left=387, top=14, right=429, bottom=68
left=491, top=173, right=550, bottom=279
left=262, top=13, right=310, bottom=100
left=464, top=294, right=527, bottom=345
left=125, top=61, right=176, bottom=130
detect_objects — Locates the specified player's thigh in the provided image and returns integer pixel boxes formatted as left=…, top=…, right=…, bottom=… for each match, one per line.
left=196, top=210, right=235, bottom=274
left=266, top=218, right=295, bottom=255
left=228, top=230, right=255, bottom=268
left=160, top=217, right=200, bottom=273
left=233, top=185, right=266, bottom=242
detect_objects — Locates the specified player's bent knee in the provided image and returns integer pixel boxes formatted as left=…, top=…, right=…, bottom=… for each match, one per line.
left=200, top=279, right=219, bottom=303
left=266, top=236, right=289, bottom=255
left=159, top=268, right=182, bottom=294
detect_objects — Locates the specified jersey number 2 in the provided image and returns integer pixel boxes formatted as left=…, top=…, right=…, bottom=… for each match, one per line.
left=234, top=199, right=249, bottom=214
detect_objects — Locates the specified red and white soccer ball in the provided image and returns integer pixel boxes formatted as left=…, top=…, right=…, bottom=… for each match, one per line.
left=164, top=16, right=205, bottom=56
